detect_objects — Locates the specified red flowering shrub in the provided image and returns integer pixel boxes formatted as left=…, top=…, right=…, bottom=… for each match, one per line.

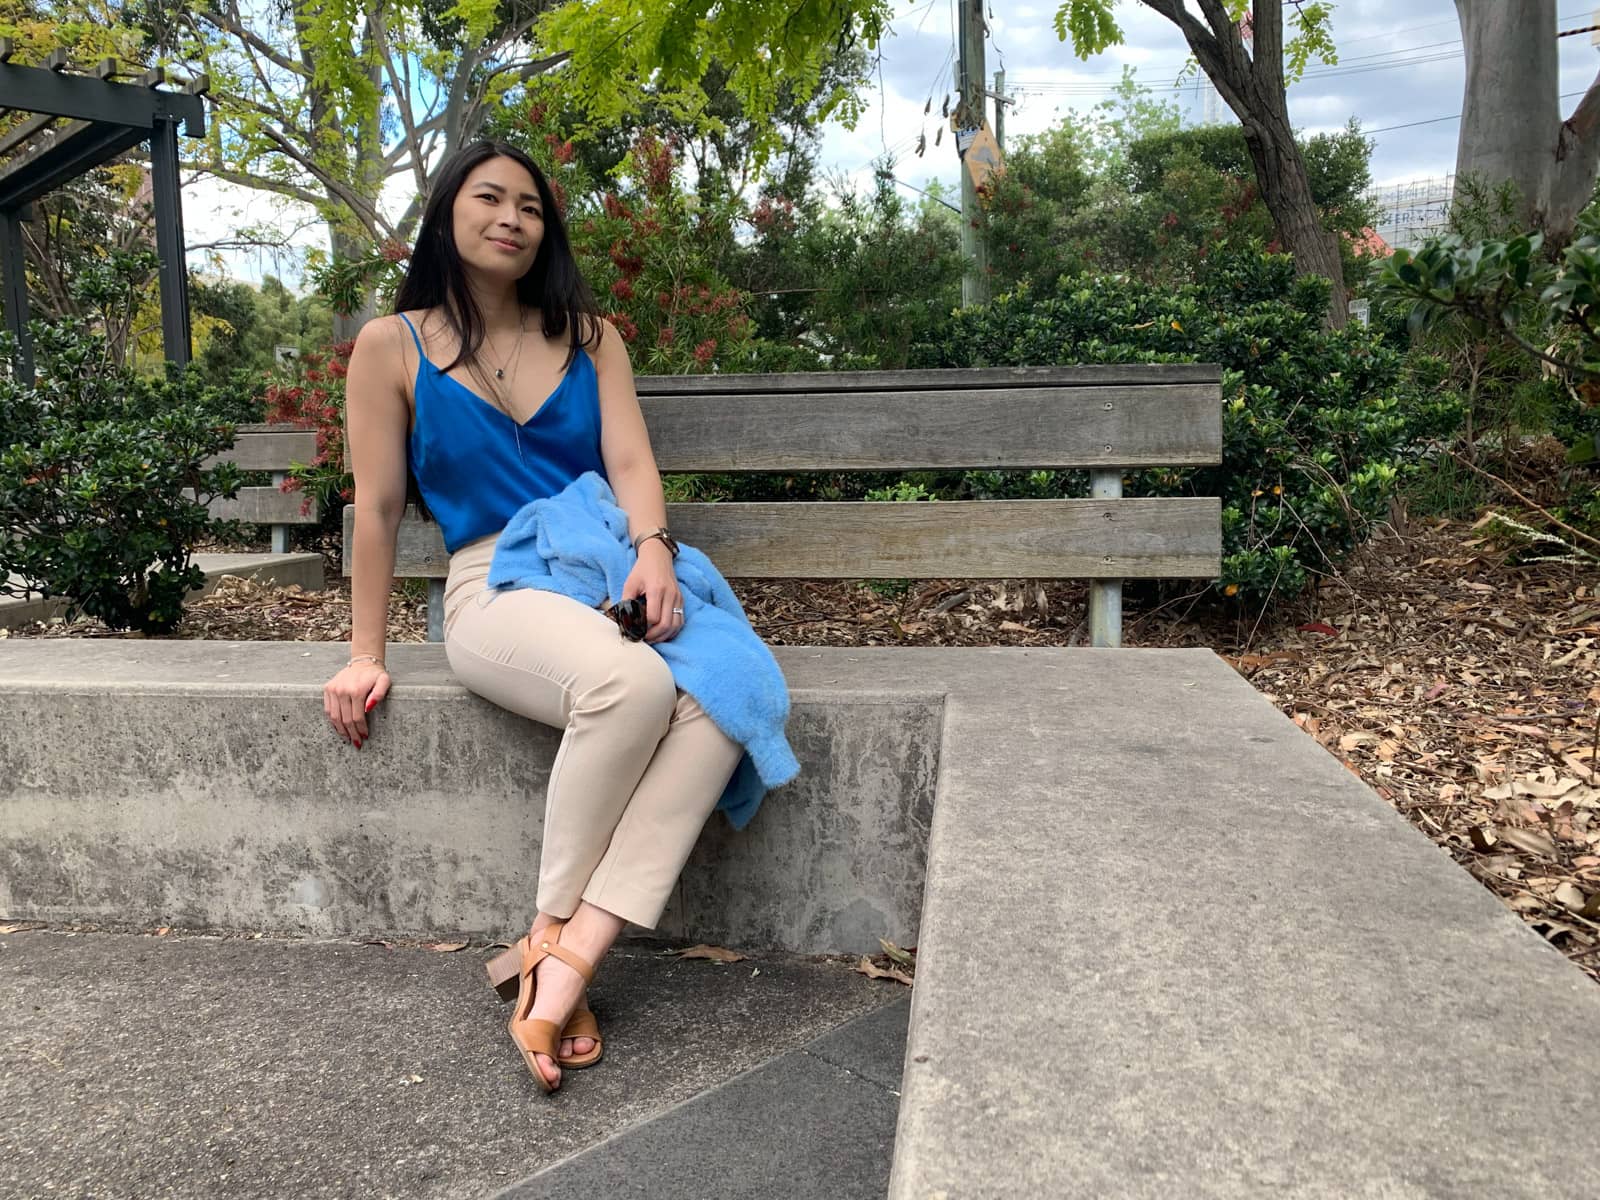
left=263, top=338, right=355, bottom=513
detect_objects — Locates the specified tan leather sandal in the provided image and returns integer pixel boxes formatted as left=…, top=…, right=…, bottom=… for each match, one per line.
left=487, top=937, right=605, bottom=1070
left=505, top=924, right=603, bottom=1091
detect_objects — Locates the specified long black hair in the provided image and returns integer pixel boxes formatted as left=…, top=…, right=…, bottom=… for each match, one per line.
left=392, top=140, right=600, bottom=522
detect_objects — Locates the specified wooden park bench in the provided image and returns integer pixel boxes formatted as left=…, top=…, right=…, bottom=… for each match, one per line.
left=202, top=421, right=324, bottom=555
left=350, top=363, right=1226, bottom=644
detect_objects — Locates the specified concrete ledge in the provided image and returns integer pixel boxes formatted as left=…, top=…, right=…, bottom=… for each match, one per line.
left=889, top=649, right=1600, bottom=1199
left=0, top=553, right=325, bottom=629
left=0, top=640, right=940, bottom=955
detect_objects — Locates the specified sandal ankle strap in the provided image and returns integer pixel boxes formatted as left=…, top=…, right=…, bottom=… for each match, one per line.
left=533, top=936, right=596, bottom=984
left=518, top=922, right=597, bottom=985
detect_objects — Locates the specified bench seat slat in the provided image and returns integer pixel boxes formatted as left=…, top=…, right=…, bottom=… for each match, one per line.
left=641, top=384, right=1221, bottom=470
left=355, top=499, right=1222, bottom=580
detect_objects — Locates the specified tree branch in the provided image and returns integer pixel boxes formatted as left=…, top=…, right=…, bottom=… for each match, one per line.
left=1141, top=0, right=1247, bottom=107
left=367, top=3, right=428, bottom=201
left=480, top=50, right=573, bottom=87
left=251, top=121, right=390, bottom=238
left=198, top=5, right=306, bottom=80
left=182, top=159, right=331, bottom=211
left=479, top=7, right=546, bottom=61
left=1248, top=0, right=1283, bottom=96
left=1550, top=66, right=1600, bottom=238
left=384, top=113, right=444, bottom=168
left=1450, top=450, right=1600, bottom=553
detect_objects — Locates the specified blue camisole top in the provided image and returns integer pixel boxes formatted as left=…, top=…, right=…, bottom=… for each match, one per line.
left=400, top=312, right=607, bottom=554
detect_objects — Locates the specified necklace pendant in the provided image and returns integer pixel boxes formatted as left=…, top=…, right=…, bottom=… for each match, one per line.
left=494, top=368, right=505, bottom=380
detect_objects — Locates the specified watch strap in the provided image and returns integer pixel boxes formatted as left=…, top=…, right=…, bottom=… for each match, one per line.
left=632, top=527, right=679, bottom=557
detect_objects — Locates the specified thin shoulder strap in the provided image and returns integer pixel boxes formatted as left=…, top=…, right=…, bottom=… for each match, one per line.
left=396, top=311, right=425, bottom=355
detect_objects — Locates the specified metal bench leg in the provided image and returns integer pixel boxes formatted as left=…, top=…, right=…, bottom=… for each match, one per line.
left=1089, top=470, right=1122, bottom=648
left=270, top=472, right=289, bottom=554
left=427, top=579, right=445, bottom=643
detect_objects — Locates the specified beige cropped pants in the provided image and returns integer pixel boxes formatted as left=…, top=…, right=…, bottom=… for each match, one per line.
left=442, top=531, right=744, bottom=929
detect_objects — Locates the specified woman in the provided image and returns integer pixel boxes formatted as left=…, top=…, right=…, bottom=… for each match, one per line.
left=321, top=140, right=747, bottom=1093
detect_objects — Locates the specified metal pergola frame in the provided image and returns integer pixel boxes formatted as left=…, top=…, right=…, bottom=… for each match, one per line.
left=0, top=42, right=208, bottom=377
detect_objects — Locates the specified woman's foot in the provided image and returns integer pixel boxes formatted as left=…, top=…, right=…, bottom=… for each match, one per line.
left=523, top=939, right=591, bottom=1089
left=511, top=904, right=624, bottom=1090
left=527, top=914, right=597, bottom=1064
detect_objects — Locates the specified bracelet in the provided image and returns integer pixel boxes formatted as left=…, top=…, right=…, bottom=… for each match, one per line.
left=348, top=654, right=386, bottom=669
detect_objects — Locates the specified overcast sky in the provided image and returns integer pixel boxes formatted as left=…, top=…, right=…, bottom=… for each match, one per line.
left=189, top=0, right=1600, bottom=285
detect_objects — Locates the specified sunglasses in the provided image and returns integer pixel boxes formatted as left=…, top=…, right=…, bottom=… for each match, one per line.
left=602, top=596, right=648, bottom=642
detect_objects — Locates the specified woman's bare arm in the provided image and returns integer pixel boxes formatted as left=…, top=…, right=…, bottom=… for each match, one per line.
left=343, top=316, right=412, bottom=661
left=592, top=318, right=669, bottom=542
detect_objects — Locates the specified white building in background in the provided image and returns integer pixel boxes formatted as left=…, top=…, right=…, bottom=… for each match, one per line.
left=1368, top=175, right=1455, bottom=252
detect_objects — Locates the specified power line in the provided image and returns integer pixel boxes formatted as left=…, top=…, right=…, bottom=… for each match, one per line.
left=1364, top=88, right=1590, bottom=136
left=1344, top=7, right=1593, bottom=50
left=1010, top=44, right=1468, bottom=96
left=1008, top=10, right=1595, bottom=99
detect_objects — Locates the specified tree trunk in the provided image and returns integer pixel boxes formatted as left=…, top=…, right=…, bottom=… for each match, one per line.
left=1456, top=0, right=1600, bottom=243
left=1143, top=0, right=1347, bottom=327
left=1241, top=108, right=1347, bottom=327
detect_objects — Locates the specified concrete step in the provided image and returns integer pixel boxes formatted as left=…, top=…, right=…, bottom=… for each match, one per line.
left=0, top=552, right=325, bottom=629
left=501, top=996, right=910, bottom=1199
left=0, top=925, right=906, bottom=1200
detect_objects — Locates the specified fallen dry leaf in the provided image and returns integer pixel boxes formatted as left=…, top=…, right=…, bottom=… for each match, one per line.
left=855, top=956, right=913, bottom=986
left=1498, top=827, right=1560, bottom=860
left=676, top=943, right=747, bottom=963
left=424, top=941, right=468, bottom=953
left=1554, top=881, right=1589, bottom=912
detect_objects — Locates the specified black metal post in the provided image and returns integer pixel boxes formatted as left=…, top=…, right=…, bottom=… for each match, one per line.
left=148, top=115, right=190, bottom=367
left=0, top=203, right=31, bottom=378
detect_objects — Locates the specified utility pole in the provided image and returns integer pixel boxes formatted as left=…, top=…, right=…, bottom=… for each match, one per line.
left=993, top=69, right=1006, bottom=152
left=956, top=0, right=989, bottom=305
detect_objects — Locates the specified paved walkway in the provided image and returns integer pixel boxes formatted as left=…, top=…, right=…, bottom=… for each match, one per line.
left=0, top=926, right=906, bottom=1199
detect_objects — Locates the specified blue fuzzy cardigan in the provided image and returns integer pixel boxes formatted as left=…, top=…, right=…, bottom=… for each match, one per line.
left=485, top=470, right=798, bottom=830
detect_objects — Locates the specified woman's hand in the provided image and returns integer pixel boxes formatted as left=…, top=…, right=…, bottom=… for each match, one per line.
left=623, top=540, right=684, bottom=643
left=324, top=660, right=391, bottom=748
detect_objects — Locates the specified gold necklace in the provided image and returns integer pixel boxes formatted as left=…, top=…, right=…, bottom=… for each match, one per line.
left=480, top=307, right=530, bottom=462
left=481, top=307, right=528, bottom=391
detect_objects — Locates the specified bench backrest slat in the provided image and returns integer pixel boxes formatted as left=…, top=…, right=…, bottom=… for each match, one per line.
left=632, top=363, right=1221, bottom=395
left=201, top=426, right=318, bottom=473
left=641, top=384, right=1221, bottom=471
left=205, top=489, right=318, bottom=526
left=380, top=498, right=1222, bottom=580
left=335, top=363, right=1223, bottom=644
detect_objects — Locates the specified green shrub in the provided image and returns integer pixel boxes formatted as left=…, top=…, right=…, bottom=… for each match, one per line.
left=909, top=248, right=1463, bottom=603
left=0, top=321, right=252, bottom=633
